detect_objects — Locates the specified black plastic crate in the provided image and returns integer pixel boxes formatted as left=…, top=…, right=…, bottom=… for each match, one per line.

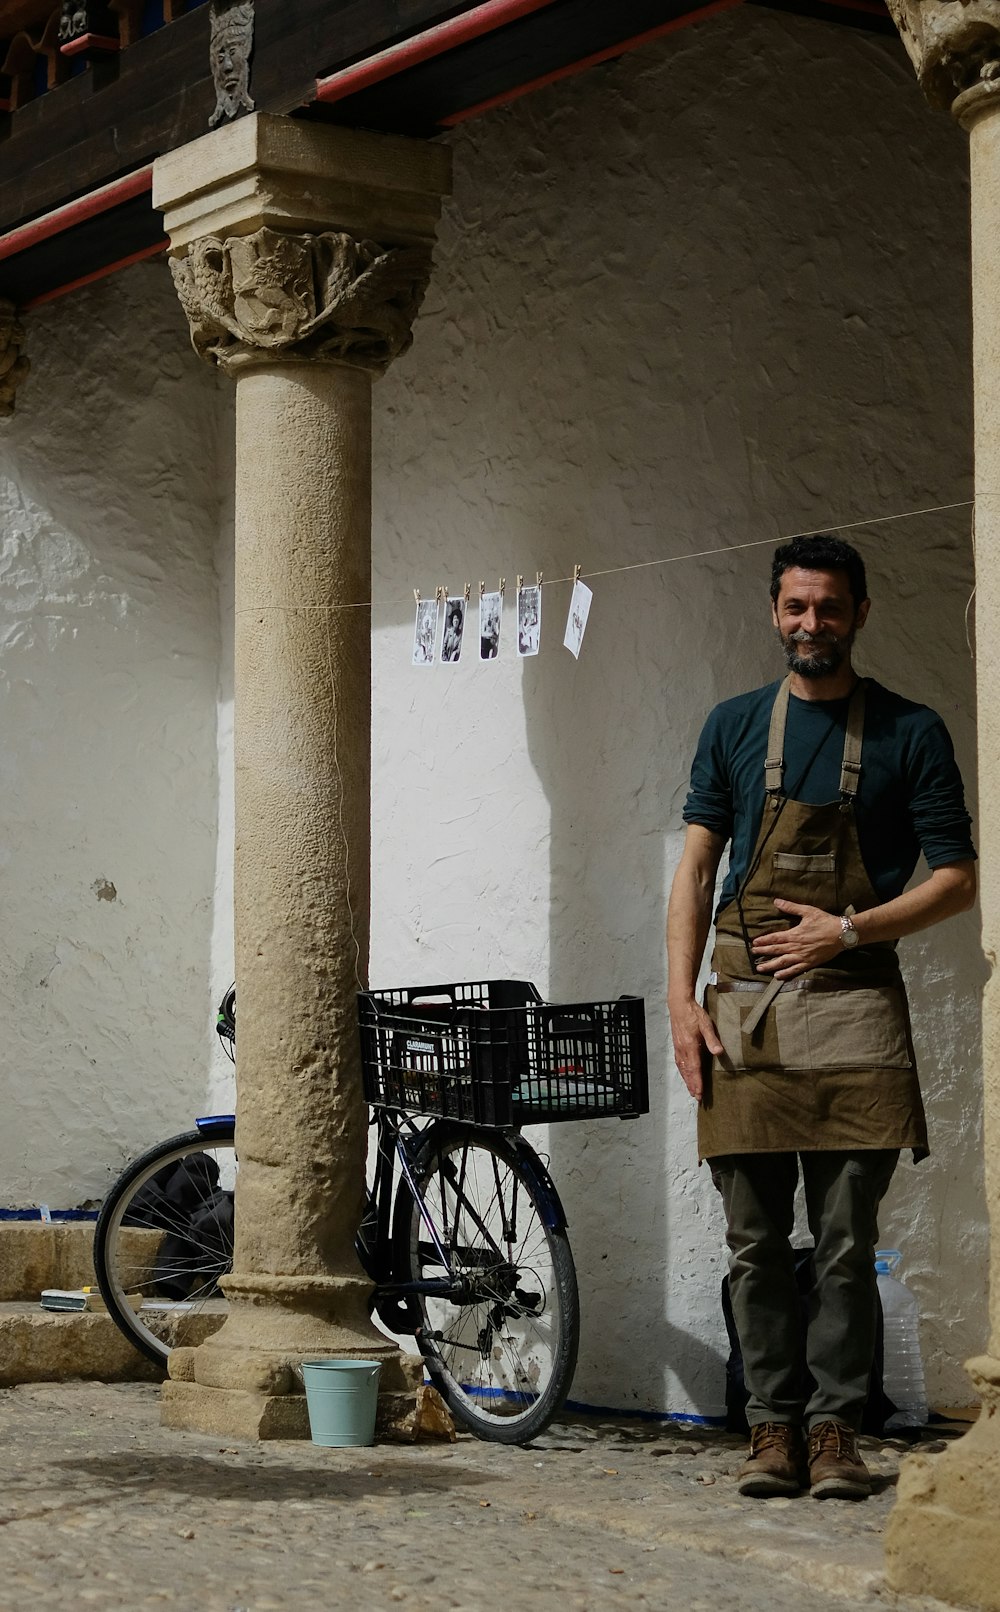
left=357, top=980, right=648, bottom=1128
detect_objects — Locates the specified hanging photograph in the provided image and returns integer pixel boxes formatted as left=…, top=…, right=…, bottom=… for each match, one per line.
left=441, top=597, right=467, bottom=664
left=412, top=598, right=439, bottom=667
left=517, top=584, right=541, bottom=657
left=563, top=578, right=593, bottom=660
left=480, top=591, right=502, bottom=660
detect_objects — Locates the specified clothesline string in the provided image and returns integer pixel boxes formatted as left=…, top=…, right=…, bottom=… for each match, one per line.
left=232, top=496, right=974, bottom=616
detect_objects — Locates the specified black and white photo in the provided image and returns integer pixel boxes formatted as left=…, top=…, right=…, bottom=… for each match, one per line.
left=563, top=578, right=593, bottom=659
left=441, top=597, right=467, bottom=663
left=412, top=598, right=439, bottom=667
left=480, top=591, right=502, bottom=659
left=517, top=583, right=541, bottom=657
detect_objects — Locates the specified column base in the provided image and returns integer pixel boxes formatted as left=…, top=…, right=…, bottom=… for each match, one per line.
left=162, top=1352, right=456, bottom=1443
left=885, top=1355, right=998, bottom=1609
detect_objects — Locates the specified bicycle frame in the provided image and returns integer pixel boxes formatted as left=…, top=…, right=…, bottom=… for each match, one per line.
left=194, top=1107, right=569, bottom=1313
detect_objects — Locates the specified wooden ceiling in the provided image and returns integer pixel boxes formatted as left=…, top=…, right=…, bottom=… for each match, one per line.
left=0, top=0, right=897, bottom=309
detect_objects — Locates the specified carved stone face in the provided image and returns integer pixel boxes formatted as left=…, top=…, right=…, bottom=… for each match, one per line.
left=209, top=2, right=255, bottom=125
left=213, top=23, right=247, bottom=99
left=887, top=0, right=1000, bottom=112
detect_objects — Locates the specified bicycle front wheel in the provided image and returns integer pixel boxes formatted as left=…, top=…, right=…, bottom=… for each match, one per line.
left=392, top=1123, right=579, bottom=1443
left=94, top=1127, right=237, bottom=1367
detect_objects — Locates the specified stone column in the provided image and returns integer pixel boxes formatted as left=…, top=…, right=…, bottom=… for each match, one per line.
left=152, top=115, right=451, bottom=1440
left=882, top=10, right=1000, bottom=1604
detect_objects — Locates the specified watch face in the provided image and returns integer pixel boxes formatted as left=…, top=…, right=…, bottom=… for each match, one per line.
left=843, top=925, right=859, bottom=947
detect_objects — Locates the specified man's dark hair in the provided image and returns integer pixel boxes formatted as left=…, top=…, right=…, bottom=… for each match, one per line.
left=770, top=534, right=868, bottom=609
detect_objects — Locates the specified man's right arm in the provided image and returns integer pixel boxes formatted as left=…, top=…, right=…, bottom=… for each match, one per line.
left=667, top=824, right=727, bottom=1102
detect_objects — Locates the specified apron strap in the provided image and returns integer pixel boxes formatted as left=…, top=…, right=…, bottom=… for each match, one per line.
left=839, top=680, right=866, bottom=802
left=762, top=675, right=867, bottom=801
left=742, top=974, right=785, bottom=1037
left=764, top=676, right=791, bottom=796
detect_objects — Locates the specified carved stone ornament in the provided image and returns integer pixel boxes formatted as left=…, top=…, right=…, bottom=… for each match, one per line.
left=58, top=2, right=89, bottom=41
left=209, top=0, right=255, bottom=129
left=0, top=299, right=30, bottom=419
left=886, top=0, right=1000, bottom=115
left=169, top=227, right=434, bottom=375
left=58, top=2, right=117, bottom=45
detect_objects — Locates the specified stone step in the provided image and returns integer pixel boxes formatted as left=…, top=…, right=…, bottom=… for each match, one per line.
left=0, top=1303, right=163, bottom=1386
left=0, top=1223, right=232, bottom=1387
left=0, top=1222, right=100, bottom=1300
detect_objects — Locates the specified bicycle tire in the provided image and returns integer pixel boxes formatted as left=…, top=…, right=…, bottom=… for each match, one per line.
left=391, top=1122, right=579, bottom=1443
left=94, top=1127, right=237, bottom=1367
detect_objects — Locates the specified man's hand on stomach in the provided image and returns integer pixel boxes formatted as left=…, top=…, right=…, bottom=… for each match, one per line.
left=752, top=899, right=843, bottom=978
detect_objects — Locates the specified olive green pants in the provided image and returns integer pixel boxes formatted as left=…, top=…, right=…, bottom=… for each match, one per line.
left=711, top=1149, right=899, bottom=1431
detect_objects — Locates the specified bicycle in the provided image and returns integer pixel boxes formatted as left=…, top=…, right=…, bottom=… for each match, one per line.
left=94, top=979, right=648, bottom=1444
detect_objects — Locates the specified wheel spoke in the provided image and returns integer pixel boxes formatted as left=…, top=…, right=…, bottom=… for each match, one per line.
left=94, top=1131, right=237, bottom=1367
left=397, top=1128, right=578, bottom=1442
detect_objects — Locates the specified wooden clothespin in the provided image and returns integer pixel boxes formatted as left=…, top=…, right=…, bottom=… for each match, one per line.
left=516, top=574, right=524, bottom=593
left=536, top=571, right=544, bottom=588
left=463, top=582, right=471, bottom=604
left=573, top=564, right=582, bottom=586
left=499, top=576, right=506, bottom=597
left=479, top=580, right=486, bottom=598
left=413, top=588, right=421, bottom=605
left=435, top=585, right=445, bottom=605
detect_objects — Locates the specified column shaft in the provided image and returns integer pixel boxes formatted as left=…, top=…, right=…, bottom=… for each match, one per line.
left=969, top=114, right=1000, bottom=1363
left=886, top=95, right=1000, bottom=1609
left=233, top=363, right=371, bottom=1284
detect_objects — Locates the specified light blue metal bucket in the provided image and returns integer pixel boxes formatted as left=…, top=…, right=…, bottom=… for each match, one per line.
left=300, top=1359, right=382, bottom=1448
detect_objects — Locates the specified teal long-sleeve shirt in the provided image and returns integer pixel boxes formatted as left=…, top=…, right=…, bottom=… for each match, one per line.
left=682, top=678, right=976, bottom=918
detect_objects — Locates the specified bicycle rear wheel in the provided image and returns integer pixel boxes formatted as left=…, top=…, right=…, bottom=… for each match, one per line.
left=392, top=1123, right=579, bottom=1443
left=94, top=1127, right=237, bottom=1367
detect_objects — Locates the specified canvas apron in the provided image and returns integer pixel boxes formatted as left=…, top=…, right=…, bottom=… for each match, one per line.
left=699, top=676, right=927, bottom=1161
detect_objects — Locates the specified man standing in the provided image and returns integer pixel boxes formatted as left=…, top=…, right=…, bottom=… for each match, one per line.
left=667, top=534, right=976, bottom=1500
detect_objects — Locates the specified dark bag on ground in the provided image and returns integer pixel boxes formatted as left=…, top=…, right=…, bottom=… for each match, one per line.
left=722, top=1245, right=896, bottom=1436
left=122, top=1154, right=234, bottom=1300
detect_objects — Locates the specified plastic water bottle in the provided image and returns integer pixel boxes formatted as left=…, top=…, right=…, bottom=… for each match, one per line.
left=876, top=1249, right=929, bottom=1431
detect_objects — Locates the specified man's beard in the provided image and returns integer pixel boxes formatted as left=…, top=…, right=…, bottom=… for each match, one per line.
left=777, top=626, right=854, bottom=680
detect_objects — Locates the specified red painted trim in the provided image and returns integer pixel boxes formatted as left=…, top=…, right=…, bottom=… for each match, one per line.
left=21, top=238, right=168, bottom=309
left=315, top=0, right=561, bottom=104
left=0, top=165, right=153, bottom=263
left=59, top=33, right=121, bottom=56
left=821, top=0, right=887, bottom=13
left=439, top=0, right=744, bottom=126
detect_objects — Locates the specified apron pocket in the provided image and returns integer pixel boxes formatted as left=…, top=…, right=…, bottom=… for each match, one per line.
left=706, top=982, right=912, bottom=1072
left=804, top=985, right=912, bottom=1070
left=706, top=984, right=805, bottom=1072
left=772, top=852, right=836, bottom=874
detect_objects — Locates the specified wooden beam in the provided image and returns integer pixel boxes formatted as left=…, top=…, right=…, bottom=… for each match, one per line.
left=0, top=0, right=465, bottom=232
left=0, top=2, right=59, bottom=34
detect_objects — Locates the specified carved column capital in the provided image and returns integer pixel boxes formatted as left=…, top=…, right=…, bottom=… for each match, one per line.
left=0, top=299, right=30, bottom=418
left=887, top=0, right=1000, bottom=122
left=170, top=225, right=433, bottom=376
left=154, top=115, right=450, bottom=379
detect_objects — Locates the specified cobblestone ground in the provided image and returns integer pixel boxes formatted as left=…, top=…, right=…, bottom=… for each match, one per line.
left=0, top=1383, right=963, bottom=1612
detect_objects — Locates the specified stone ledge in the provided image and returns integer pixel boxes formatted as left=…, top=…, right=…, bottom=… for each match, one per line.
left=161, top=1378, right=455, bottom=1443
left=0, top=1223, right=99, bottom=1299
left=0, top=1304, right=163, bottom=1386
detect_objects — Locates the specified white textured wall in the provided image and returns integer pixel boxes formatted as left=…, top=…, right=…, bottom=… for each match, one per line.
left=1, top=5, right=983, bottom=1419
left=0, top=263, right=225, bottom=1205
left=371, top=8, right=985, bottom=1415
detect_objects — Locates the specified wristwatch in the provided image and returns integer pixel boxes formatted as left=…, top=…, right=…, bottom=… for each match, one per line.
left=839, top=914, right=860, bottom=949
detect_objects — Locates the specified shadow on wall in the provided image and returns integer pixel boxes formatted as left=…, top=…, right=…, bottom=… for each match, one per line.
left=521, top=594, right=731, bottom=1419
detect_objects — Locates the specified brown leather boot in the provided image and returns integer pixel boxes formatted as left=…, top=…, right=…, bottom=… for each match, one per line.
left=736, top=1422, right=806, bottom=1497
left=807, top=1420, right=872, bottom=1499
